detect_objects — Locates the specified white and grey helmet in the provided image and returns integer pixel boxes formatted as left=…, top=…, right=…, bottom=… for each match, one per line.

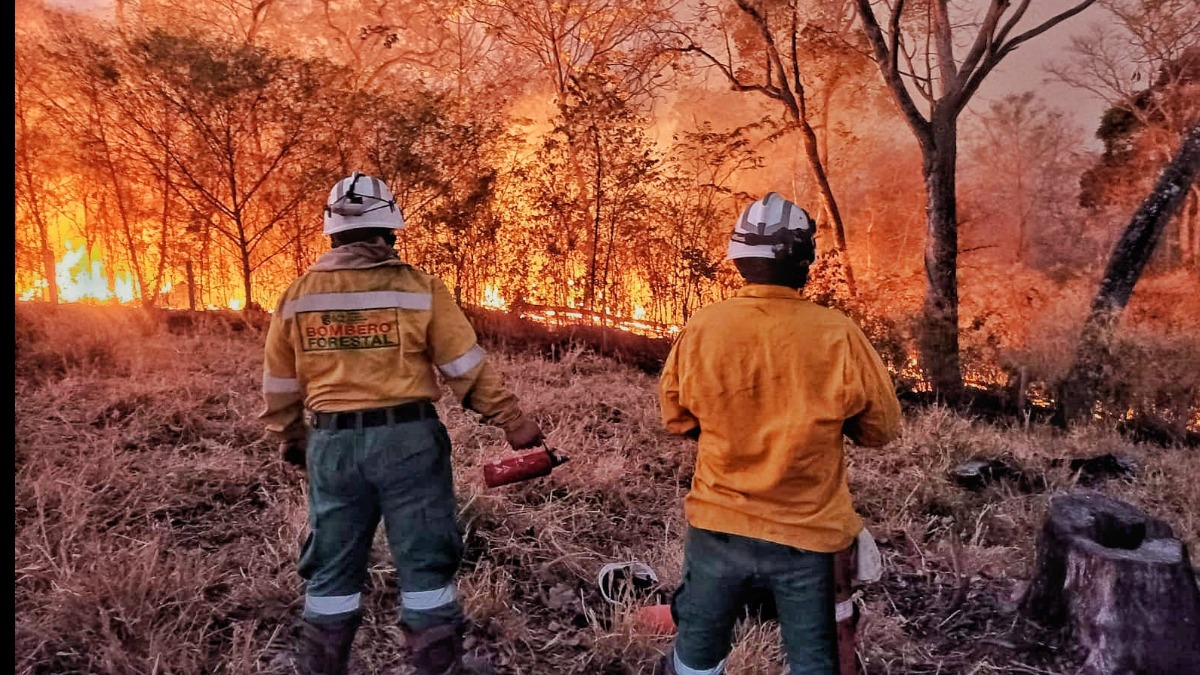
left=726, top=192, right=815, bottom=262
left=322, top=172, right=404, bottom=235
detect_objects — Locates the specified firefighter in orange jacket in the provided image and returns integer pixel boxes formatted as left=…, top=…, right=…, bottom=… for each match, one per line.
left=259, top=172, right=544, bottom=675
left=656, top=193, right=902, bottom=675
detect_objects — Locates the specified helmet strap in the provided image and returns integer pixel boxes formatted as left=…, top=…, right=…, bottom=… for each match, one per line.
left=325, top=172, right=398, bottom=218
left=730, top=228, right=813, bottom=264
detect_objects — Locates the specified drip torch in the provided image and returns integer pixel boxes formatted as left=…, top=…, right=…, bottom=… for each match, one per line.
left=482, top=444, right=570, bottom=488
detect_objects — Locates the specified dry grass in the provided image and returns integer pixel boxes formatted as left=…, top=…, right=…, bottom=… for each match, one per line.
left=14, top=302, right=1200, bottom=675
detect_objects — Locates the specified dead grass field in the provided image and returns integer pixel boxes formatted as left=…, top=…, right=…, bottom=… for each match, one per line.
left=14, top=302, right=1200, bottom=675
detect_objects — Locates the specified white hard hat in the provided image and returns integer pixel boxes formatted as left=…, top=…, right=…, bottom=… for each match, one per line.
left=726, top=192, right=815, bottom=260
left=322, top=172, right=404, bottom=235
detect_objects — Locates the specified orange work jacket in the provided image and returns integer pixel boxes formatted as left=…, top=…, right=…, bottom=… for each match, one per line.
left=259, top=244, right=525, bottom=442
left=659, top=284, right=902, bottom=552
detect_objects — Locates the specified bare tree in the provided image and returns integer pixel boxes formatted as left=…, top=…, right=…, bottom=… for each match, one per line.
left=655, top=120, right=765, bottom=322
left=854, top=0, right=1097, bottom=399
left=517, top=71, right=660, bottom=316
left=1050, top=0, right=1200, bottom=269
left=125, top=0, right=285, bottom=45
left=295, top=0, right=451, bottom=90
left=14, top=35, right=63, bottom=304
left=1048, top=0, right=1198, bottom=142
left=114, top=30, right=337, bottom=309
left=473, top=0, right=680, bottom=100
left=42, top=23, right=169, bottom=306
left=962, top=92, right=1091, bottom=267
left=674, top=0, right=870, bottom=294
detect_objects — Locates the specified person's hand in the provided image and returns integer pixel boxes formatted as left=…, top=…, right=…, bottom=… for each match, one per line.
left=505, top=418, right=545, bottom=450
left=280, top=439, right=306, bottom=469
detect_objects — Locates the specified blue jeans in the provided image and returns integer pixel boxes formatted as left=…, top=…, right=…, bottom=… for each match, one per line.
left=297, top=416, right=464, bottom=630
left=669, top=526, right=836, bottom=675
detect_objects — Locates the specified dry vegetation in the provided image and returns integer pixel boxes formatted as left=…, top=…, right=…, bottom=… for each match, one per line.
left=14, top=302, right=1200, bottom=675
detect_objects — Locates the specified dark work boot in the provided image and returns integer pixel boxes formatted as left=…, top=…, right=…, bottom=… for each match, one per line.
left=402, top=620, right=493, bottom=675
left=299, top=614, right=361, bottom=675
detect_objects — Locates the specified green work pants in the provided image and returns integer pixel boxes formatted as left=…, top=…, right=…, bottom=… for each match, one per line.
left=298, top=416, right=465, bottom=630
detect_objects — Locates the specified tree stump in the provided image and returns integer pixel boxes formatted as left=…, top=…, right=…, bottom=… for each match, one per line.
left=1020, top=491, right=1200, bottom=674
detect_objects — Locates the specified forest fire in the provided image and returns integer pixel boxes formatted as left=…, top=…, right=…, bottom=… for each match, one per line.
left=17, top=243, right=136, bottom=305
left=16, top=0, right=1197, bottom=398
left=17, top=238, right=1196, bottom=435
left=16, top=241, right=247, bottom=311
left=13, top=0, right=1200, bottom=672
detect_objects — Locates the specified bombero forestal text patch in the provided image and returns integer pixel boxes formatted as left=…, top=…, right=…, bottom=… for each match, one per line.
left=298, top=308, right=401, bottom=352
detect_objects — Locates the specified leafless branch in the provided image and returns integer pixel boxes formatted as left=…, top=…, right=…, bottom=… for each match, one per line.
left=855, top=0, right=932, bottom=141
left=671, top=40, right=781, bottom=100
left=957, top=0, right=1098, bottom=115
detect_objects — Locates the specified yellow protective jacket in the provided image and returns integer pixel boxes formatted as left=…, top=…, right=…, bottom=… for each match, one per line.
left=659, top=284, right=902, bottom=553
left=259, top=240, right=527, bottom=442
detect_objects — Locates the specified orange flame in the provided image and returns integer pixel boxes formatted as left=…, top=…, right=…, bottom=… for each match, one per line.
left=18, top=243, right=137, bottom=305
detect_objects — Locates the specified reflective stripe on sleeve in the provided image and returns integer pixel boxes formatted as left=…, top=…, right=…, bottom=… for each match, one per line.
left=262, top=373, right=300, bottom=394
left=304, top=593, right=361, bottom=616
left=281, top=290, right=432, bottom=319
left=401, top=584, right=457, bottom=611
left=437, top=344, right=485, bottom=379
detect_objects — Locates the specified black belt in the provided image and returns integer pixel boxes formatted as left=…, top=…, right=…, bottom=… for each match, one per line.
left=312, top=401, right=437, bottom=431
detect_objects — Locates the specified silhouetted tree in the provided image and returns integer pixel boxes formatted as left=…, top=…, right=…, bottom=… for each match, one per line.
left=855, top=0, right=1097, bottom=399
left=1062, top=122, right=1200, bottom=420
left=116, top=30, right=339, bottom=309
left=14, top=33, right=64, bottom=304
left=1075, top=45, right=1200, bottom=269
left=961, top=92, right=1094, bottom=269
left=654, top=121, right=765, bottom=322
left=674, top=0, right=869, bottom=294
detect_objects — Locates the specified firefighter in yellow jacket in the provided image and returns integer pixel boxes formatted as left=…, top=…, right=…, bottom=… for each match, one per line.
left=259, top=172, right=544, bottom=675
left=656, top=193, right=902, bottom=675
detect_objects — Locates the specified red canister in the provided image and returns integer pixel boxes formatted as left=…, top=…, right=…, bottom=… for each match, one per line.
left=483, top=447, right=569, bottom=488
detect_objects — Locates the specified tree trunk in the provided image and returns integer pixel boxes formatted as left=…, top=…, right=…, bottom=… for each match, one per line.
left=22, top=168, right=58, bottom=305
left=734, top=0, right=857, bottom=296
left=1060, top=123, right=1200, bottom=421
left=40, top=243, right=59, bottom=306
left=588, top=130, right=602, bottom=312
left=797, top=118, right=857, bottom=295
left=919, top=114, right=963, bottom=400
left=1182, top=186, right=1199, bottom=268
left=1020, top=492, right=1200, bottom=674
left=601, top=209, right=616, bottom=323
left=186, top=260, right=196, bottom=311
left=240, top=241, right=254, bottom=310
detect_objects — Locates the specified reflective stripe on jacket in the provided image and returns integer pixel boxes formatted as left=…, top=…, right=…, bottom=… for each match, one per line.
left=659, top=284, right=902, bottom=553
left=259, top=253, right=525, bottom=442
